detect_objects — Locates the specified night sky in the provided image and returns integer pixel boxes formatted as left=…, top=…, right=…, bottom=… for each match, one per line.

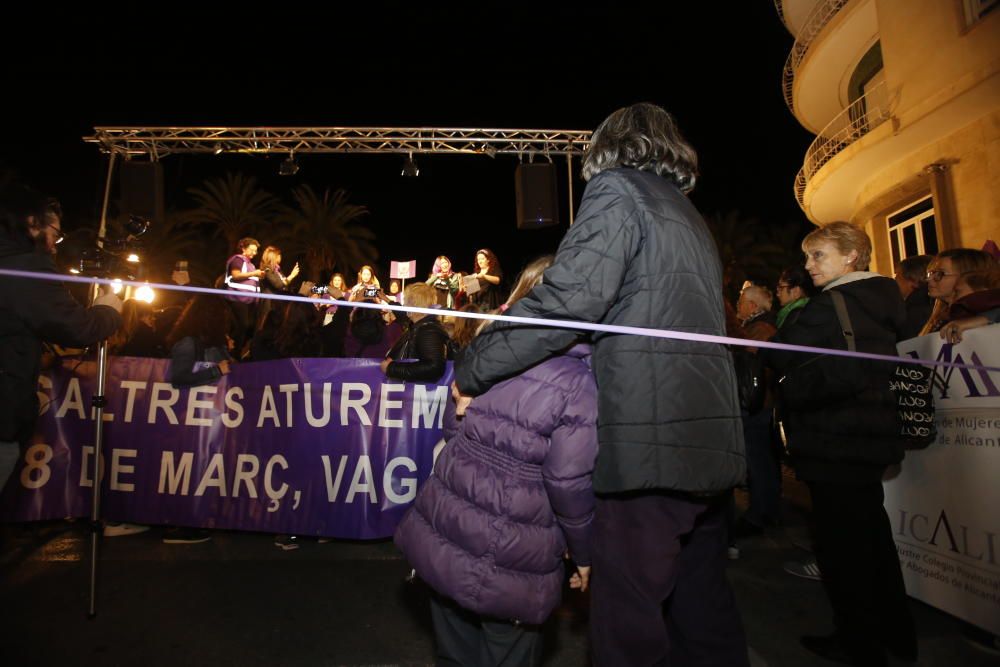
left=4, top=5, right=814, bottom=282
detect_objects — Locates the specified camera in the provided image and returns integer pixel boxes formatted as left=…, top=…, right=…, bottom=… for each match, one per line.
left=70, top=215, right=151, bottom=280
left=311, top=285, right=330, bottom=295
left=363, top=286, right=380, bottom=299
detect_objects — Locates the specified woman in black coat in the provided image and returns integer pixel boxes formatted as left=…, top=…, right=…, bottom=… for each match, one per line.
left=768, top=222, right=915, bottom=667
left=381, top=283, right=449, bottom=383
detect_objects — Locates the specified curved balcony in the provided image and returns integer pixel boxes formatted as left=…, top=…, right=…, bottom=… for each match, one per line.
left=794, top=80, right=890, bottom=213
left=774, top=0, right=825, bottom=36
left=782, top=0, right=851, bottom=114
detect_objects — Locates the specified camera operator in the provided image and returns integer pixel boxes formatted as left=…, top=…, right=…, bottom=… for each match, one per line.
left=0, top=185, right=122, bottom=487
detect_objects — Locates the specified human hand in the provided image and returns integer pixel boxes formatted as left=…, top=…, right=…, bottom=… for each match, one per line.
left=93, top=289, right=123, bottom=313
left=289, top=263, right=300, bottom=280
left=569, top=565, right=591, bottom=592
left=380, top=358, right=392, bottom=375
left=940, top=316, right=988, bottom=344
left=218, top=360, right=231, bottom=375
left=256, top=269, right=266, bottom=278
left=451, top=382, right=473, bottom=416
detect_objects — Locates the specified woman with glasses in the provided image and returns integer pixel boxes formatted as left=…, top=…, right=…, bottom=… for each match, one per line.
left=919, top=248, right=996, bottom=335
left=774, top=265, right=814, bottom=329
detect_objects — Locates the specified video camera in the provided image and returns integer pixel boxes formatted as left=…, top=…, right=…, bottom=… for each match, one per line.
left=311, top=285, right=330, bottom=295
left=363, top=286, right=380, bottom=299
left=71, top=215, right=151, bottom=280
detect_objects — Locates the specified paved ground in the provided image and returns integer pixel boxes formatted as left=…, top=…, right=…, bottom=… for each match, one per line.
left=1, top=471, right=997, bottom=667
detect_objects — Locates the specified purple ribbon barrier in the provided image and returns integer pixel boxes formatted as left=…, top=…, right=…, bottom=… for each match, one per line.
left=0, top=357, right=453, bottom=539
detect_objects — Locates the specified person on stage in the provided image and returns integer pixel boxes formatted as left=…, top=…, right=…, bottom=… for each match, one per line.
left=466, top=248, right=503, bottom=310
left=224, top=237, right=264, bottom=357
left=350, top=265, right=383, bottom=302
left=426, top=255, right=461, bottom=308
left=257, top=245, right=300, bottom=329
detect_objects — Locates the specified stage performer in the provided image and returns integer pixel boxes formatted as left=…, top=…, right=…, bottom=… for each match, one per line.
left=224, top=237, right=264, bottom=356
left=426, top=255, right=461, bottom=308
left=454, top=103, right=749, bottom=666
left=466, top=248, right=503, bottom=310
left=0, top=185, right=122, bottom=492
left=396, top=256, right=597, bottom=666
left=256, top=245, right=299, bottom=329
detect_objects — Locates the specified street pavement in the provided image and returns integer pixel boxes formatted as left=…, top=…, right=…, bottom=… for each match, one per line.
left=1, top=473, right=997, bottom=667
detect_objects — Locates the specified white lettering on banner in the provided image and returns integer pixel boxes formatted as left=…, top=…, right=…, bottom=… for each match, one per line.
left=56, top=378, right=86, bottom=419
left=279, top=384, right=299, bottom=428
left=148, top=383, right=180, bottom=425
left=379, top=384, right=405, bottom=428
left=21, top=443, right=53, bottom=489
left=384, top=457, right=417, bottom=504
left=222, top=387, right=244, bottom=427
left=79, top=446, right=103, bottom=488
left=346, top=455, right=377, bottom=504
left=321, top=455, right=349, bottom=502
left=36, top=375, right=52, bottom=416
left=194, top=454, right=228, bottom=497
left=159, top=452, right=193, bottom=495
left=341, top=383, right=373, bottom=426
left=304, top=383, right=332, bottom=427
left=264, top=455, right=289, bottom=512
left=120, top=380, right=147, bottom=422
left=232, top=454, right=259, bottom=498
left=321, top=454, right=419, bottom=505
left=412, top=385, right=448, bottom=429
left=110, top=449, right=137, bottom=492
left=258, top=386, right=280, bottom=428
left=186, top=386, right=217, bottom=427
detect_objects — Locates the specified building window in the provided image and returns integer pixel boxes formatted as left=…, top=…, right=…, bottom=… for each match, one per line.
left=887, top=196, right=939, bottom=271
left=964, top=0, right=998, bottom=26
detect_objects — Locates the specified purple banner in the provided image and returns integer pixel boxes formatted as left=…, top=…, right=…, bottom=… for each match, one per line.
left=0, top=357, right=453, bottom=539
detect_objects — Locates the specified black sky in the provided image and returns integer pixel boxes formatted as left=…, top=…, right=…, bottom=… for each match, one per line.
left=3, top=5, right=814, bottom=279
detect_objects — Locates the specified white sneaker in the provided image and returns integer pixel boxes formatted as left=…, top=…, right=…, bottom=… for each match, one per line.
left=103, top=522, right=150, bottom=537
left=727, top=545, right=740, bottom=560
left=783, top=557, right=822, bottom=581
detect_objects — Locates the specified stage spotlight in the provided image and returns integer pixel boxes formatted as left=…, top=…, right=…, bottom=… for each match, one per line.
left=126, top=253, right=140, bottom=263
left=401, top=152, right=420, bottom=177
left=111, top=279, right=124, bottom=295
left=280, top=153, right=299, bottom=176
left=135, top=284, right=155, bottom=303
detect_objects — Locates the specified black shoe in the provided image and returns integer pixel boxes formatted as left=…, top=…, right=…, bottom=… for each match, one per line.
left=162, top=527, right=211, bottom=544
left=800, top=634, right=886, bottom=667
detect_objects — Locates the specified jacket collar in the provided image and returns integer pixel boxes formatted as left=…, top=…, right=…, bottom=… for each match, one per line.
left=822, top=271, right=882, bottom=291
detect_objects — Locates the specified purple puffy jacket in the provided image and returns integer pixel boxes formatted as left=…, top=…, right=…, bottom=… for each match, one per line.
left=394, top=344, right=598, bottom=625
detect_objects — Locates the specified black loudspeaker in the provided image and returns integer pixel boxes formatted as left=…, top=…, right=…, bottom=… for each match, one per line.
left=119, top=161, right=164, bottom=224
left=515, top=163, right=559, bottom=229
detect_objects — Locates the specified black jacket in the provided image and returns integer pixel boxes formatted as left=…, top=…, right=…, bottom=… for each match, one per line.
left=455, top=168, right=745, bottom=494
left=768, top=275, right=905, bottom=481
left=385, top=316, right=449, bottom=383
left=0, top=240, right=121, bottom=443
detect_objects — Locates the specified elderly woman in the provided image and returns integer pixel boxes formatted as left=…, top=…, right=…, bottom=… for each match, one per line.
left=768, top=222, right=916, bottom=666
left=380, top=282, right=450, bottom=383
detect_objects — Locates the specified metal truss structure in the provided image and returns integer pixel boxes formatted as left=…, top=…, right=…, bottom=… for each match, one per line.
left=85, top=127, right=592, bottom=159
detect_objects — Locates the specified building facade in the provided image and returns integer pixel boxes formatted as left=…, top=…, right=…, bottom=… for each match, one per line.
left=777, top=0, right=999, bottom=274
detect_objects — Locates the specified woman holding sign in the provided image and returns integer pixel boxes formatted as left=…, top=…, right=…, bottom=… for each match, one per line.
left=465, top=248, right=504, bottom=311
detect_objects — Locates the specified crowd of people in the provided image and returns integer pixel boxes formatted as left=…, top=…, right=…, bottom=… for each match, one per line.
left=2, top=100, right=999, bottom=666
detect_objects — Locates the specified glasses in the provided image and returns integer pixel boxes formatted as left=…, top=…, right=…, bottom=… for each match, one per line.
left=43, top=220, right=65, bottom=244
left=775, top=283, right=791, bottom=292
left=925, top=270, right=958, bottom=282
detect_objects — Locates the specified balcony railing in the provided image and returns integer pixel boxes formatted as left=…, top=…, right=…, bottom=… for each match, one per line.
left=782, top=0, right=851, bottom=113
left=774, top=0, right=787, bottom=30
left=794, top=80, right=890, bottom=211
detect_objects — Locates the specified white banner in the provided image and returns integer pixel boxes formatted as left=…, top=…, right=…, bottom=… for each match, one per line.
left=886, top=325, right=1000, bottom=635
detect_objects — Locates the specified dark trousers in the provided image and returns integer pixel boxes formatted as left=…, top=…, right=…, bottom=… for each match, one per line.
left=742, top=409, right=782, bottom=525
left=429, top=593, right=542, bottom=667
left=808, top=479, right=917, bottom=659
left=590, top=492, right=749, bottom=667
left=227, top=300, right=254, bottom=355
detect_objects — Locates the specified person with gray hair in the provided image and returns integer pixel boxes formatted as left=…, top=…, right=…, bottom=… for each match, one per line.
left=455, top=102, right=748, bottom=666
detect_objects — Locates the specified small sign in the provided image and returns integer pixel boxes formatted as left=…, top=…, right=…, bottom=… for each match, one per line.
left=462, top=275, right=481, bottom=295
left=391, top=260, right=416, bottom=280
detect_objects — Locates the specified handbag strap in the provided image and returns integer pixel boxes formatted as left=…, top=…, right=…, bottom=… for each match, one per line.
left=829, top=291, right=857, bottom=352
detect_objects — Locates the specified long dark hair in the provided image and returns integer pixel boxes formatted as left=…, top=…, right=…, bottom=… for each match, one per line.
left=474, top=248, right=501, bottom=274
left=166, top=295, right=230, bottom=349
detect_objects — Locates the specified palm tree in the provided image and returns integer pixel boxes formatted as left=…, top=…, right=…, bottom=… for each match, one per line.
left=705, top=210, right=797, bottom=299
left=278, top=185, right=373, bottom=281
left=185, top=172, right=279, bottom=252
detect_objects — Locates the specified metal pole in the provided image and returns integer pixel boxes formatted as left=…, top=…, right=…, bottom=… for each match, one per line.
left=88, top=149, right=118, bottom=618
left=567, top=154, right=575, bottom=226
left=88, top=340, right=109, bottom=618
